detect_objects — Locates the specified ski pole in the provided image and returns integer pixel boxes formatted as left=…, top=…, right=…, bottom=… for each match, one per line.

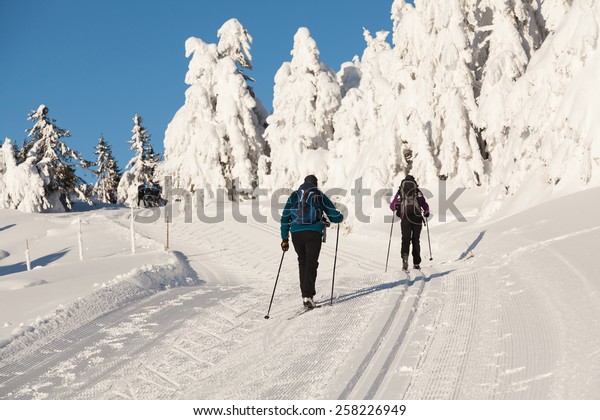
left=384, top=211, right=396, bottom=272
left=423, top=213, right=433, bottom=261
left=330, top=224, right=340, bottom=305
left=264, top=251, right=286, bottom=319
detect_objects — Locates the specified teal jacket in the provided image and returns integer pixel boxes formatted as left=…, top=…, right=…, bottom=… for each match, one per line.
left=280, top=186, right=344, bottom=240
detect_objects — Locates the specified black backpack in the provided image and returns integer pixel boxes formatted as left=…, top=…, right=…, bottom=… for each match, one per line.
left=398, top=177, right=421, bottom=216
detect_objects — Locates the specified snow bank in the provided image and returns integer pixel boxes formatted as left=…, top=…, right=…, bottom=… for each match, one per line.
left=0, top=251, right=200, bottom=363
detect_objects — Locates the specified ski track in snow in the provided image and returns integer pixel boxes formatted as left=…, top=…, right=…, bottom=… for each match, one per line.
left=1, top=198, right=599, bottom=399
left=337, top=269, right=427, bottom=399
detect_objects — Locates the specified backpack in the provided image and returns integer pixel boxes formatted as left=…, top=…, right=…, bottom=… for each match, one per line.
left=398, top=177, right=421, bottom=216
left=291, top=186, right=323, bottom=224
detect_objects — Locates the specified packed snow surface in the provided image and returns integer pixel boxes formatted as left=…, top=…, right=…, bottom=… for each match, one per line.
left=1, top=183, right=599, bottom=399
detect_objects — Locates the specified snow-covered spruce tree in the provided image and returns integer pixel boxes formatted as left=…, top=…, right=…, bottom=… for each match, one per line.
left=328, top=0, right=438, bottom=217
left=471, top=0, right=545, bottom=80
left=388, top=0, right=439, bottom=188
left=392, top=0, right=429, bottom=82
left=215, top=18, right=266, bottom=196
left=146, top=143, right=160, bottom=176
left=217, top=18, right=269, bottom=144
left=93, top=135, right=121, bottom=204
left=478, top=0, right=530, bottom=160
left=328, top=29, right=400, bottom=192
left=485, top=0, right=600, bottom=210
left=23, top=105, right=91, bottom=211
left=117, top=114, right=156, bottom=205
left=336, top=0, right=483, bottom=191
left=458, top=0, right=494, bottom=101
left=419, top=0, right=485, bottom=186
left=260, top=27, right=341, bottom=191
left=161, top=18, right=266, bottom=199
left=0, top=138, right=47, bottom=212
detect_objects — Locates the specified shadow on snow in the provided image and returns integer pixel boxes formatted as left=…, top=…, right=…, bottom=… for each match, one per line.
left=332, top=269, right=454, bottom=306
left=0, top=224, right=16, bottom=233
left=458, top=230, right=486, bottom=260
left=0, top=248, right=71, bottom=277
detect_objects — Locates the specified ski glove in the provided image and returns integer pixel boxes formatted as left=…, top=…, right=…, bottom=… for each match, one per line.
left=281, top=241, right=289, bottom=252
left=424, top=212, right=430, bottom=219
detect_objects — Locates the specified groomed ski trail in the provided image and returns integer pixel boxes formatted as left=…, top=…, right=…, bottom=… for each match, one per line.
left=2, top=188, right=600, bottom=399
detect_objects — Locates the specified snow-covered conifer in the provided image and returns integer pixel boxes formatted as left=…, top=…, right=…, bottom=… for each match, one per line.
left=423, top=0, right=485, bottom=186
left=478, top=1, right=530, bottom=158
left=93, top=135, right=121, bottom=204
left=161, top=19, right=266, bottom=198
left=487, top=0, right=600, bottom=202
left=260, top=27, right=341, bottom=190
left=0, top=138, right=46, bottom=212
left=23, top=105, right=91, bottom=211
left=117, top=114, right=156, bottom=205
left=328, top=2, right=437, bottom=212
left=327, top=29, right=394, bottom=190
left=392, top=0, right=428, bottom=80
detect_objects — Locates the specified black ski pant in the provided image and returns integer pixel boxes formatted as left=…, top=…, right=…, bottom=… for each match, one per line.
left=291, top=230, right=322, bottom=298
left=401, top=217, right=423, bottom=266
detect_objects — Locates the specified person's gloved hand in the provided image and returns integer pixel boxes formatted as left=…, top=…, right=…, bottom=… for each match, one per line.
left=394, top=202, right=401, bottom=211
left=424, top=212, right=430, bottom=218
left=281, top=241, right=289, bottom=252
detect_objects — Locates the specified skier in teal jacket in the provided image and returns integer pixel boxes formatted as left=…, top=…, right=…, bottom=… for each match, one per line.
left=280, top=175, right=344, bottom=308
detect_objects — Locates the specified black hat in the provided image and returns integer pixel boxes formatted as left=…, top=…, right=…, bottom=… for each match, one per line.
left=304, top=175, right=318, bottom=186
left=405, top=174, right=415, bottom=181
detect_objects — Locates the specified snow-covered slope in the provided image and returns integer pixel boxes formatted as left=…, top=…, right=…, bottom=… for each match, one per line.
left=1, top=184, right=599, bottom=399
left=0, top=206, right=198, bottom=357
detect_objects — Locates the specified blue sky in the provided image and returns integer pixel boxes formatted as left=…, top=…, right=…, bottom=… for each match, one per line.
left=1, top=0, right=405, bottom=180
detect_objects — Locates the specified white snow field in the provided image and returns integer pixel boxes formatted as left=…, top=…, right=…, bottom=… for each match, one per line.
left=1, top=184, right=599, bottom=400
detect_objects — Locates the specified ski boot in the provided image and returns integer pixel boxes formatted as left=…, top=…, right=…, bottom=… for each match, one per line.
left=303, top=297, right=316, bottom=309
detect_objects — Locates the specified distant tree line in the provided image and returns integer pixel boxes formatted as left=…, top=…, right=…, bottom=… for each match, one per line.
left=0, top=105, right=160, bottom=212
